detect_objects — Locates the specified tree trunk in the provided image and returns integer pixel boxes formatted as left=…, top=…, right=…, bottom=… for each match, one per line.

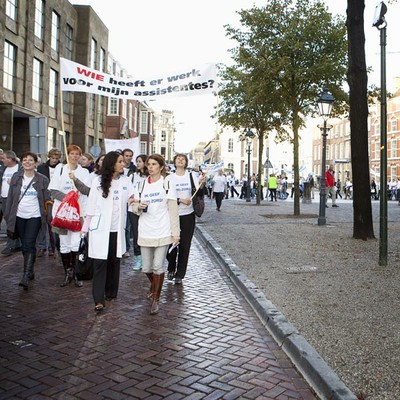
left=347, top=0, right=375, bottom=239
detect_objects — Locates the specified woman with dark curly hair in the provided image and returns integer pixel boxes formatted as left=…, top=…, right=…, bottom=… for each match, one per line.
left=81, top=151, right=134, bottom=312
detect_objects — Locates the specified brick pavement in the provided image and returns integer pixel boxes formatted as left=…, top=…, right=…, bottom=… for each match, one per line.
left=0, top=236, right=316, bottom=400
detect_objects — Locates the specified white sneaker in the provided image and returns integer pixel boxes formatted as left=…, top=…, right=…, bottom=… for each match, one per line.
left=122, top=251, right=130, bottom=258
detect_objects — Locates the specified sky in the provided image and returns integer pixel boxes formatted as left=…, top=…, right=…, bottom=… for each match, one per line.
left=72, top=0, right=400, bottom=152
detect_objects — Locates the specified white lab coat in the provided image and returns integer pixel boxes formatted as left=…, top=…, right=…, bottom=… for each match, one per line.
left=86, top=175, right=133, bottom=260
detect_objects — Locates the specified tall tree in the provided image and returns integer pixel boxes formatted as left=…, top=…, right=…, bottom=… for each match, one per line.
left=218, top=66, right=289, bottom=205
left=222, top=0, right=348, bottom=214
left=346, top=1, right=375, bottom=239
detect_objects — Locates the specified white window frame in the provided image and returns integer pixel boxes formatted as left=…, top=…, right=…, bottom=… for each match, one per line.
left=228, top=138, right=233, bottom=152
left=34, top=0, right=44, bottom=40
left=391, top=119, right=398, bottom=132
left=51, top=11, right=60, bottom=53
left=90, top=38, right=97, bottom=69
left=32, top=57, right=42, bottom=101
left=140, top=111, right=148, bottom=133
left=6, top=0, right=17, bottom=20
left=65, top=24, right=73, bottom=59
left=3, top=41, right=16, bottom=91
left=49, top=68, right=58, bottom=108
left=108, top=98, right=118, bottom=115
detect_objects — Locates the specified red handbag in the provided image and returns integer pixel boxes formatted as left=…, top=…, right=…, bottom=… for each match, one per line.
left=51, top=190, right=82, bottom=232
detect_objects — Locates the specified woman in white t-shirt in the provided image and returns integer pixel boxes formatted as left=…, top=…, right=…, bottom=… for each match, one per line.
left=5, top=152, right=50, bottom=290
left=132, top=154, right=180, bottom=315
left=166, top=153, right=205, bottom=285
left=48, top=145, right=90, bottom=288
left=81, top=152, right=134, bottom=312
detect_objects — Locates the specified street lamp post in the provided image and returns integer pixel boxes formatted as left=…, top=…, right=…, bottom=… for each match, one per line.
left=240, top=128, right=255, bottom=202
left=317, top=88, right=335, bottom=226
left=373, top=1, right=388, bottom=266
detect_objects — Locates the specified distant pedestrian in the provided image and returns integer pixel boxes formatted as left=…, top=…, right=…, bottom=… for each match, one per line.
left=325, top=165, right=338, bottom=207
left=212, top=169, right=227, bottom=211
left=268, top=173, right=277, bottom=201
left=228, top=172, right=239, bottom=197
left=5, top=152, right=50, bottom=291
left=81, top=151, right=134, bottom=312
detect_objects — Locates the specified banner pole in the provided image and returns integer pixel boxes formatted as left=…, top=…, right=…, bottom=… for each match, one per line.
left=59, top=83, right=72, bottom=174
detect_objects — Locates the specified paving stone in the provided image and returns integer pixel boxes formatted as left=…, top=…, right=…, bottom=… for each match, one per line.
left=0, top=236, right=316, bottom=399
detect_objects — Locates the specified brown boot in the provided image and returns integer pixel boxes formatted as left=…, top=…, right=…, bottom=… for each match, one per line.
left=150, top=272, right=164, bottom=315
left=145, top=273, right=154, bottom=300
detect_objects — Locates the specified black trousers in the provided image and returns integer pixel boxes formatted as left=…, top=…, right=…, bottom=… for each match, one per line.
left=230, top=186, right=239, bottom=197
left=127, top=212, right=141, bottom=256
left=214, top=192, right=224, bottom=209
left=92, top=232, right=120, bottom=304
left=167, top=212, right=195, bottom=279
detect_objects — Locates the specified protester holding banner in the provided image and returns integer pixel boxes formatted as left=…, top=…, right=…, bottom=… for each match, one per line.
left=81, top=151, right=134, bottom=312
left=48, top=145, right=90, bottom=288
left=128, top=154, right=148, bottom=271
left=166, top=154, right=205, bottom=285
left=131, top=154, right=180, bottom=315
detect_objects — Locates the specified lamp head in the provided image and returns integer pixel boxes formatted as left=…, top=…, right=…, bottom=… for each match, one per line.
left=372, top=1, right=387, bottom=28
left=317, top=88, right=335, bottom=120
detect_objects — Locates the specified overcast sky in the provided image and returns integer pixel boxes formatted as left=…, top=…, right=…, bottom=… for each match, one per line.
left=72, top=0, right=400, bottom=151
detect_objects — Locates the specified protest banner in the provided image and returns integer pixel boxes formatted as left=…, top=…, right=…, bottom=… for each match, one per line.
left=104, top=138, right=140, bottom=163
left=60, top=58, right=217, bottom=100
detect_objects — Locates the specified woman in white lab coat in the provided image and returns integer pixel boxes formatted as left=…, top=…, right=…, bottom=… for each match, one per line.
left=81, top=151, right=134, bottom=312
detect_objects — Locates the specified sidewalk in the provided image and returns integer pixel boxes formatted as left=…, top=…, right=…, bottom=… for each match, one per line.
left=0, top=230, right=317, bottom=399
left=196, top=194, right=400, bottom=400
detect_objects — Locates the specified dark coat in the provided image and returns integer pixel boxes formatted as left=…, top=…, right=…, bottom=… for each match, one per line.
left=37, top=160, right=60, bottom=180
left=4, top=171, right=50, bottom=234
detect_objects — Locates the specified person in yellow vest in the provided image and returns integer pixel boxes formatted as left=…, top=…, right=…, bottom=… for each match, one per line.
left=268, top=174, right=277, bottom=201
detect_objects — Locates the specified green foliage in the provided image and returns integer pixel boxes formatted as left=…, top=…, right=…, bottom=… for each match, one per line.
left=218, top=0, right=348, bottom=211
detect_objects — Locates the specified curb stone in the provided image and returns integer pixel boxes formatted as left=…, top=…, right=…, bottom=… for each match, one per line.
left=195, top=225, right=357, bottom=400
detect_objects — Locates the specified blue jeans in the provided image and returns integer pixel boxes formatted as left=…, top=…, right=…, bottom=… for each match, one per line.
left=15, top=217, right=42, bottom=254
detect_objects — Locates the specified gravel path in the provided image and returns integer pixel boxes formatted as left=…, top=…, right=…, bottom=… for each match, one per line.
left=197, top=195, right=400, bottom=400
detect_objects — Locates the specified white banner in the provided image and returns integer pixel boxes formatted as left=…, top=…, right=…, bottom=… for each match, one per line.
left=104, top=138, right=140, bottom=163
left=60, top=58, right=217, bottom=99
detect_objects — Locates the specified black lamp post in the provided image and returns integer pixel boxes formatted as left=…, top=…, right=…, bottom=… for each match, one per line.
left=373, top=1, right=388, bottom=266
left=241, top=128, right=255, bottom=202
left=317, top=88, right=335, bottom=226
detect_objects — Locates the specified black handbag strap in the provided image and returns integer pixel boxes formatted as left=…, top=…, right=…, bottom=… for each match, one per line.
left=189, top=172, right=196, bottom=195
left=18, top=178, right=34, bottom=204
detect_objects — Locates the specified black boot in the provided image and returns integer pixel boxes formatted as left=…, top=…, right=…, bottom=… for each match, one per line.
left=19, top=252, right=30, bottom=290
left=71, top=251, right=82, bottom=287
left=27, top=253, right=36, bottom=281
left=60, top=253, right=73, bottom=287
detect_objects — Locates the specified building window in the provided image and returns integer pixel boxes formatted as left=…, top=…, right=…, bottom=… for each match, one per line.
left=32, top=58, right=43, bottom=101
left=90, top=38, right=97, bottom=69
left=161, top=131, right=166, bottom=142
left=122, top=99, right=127, bottom=119
left=128, top=103, right=133, bottom=129
left=375, top=122, right=380, bottom=135
left=161, top=147, right=166, bottom=157
left=89, top=94, right=96, bottom=119
left=140, top=111, right=148, bottom=133
left=99, top=96, right=105, bottom=126
left=6, top=0, right=18, bottom=20
left=63, top=91, right=70, bottom=114
left=140, top=142, right=147, bottom=154
left=100, top=48, right=106, bottom=72
left=65, top=24, right=73, bottom=59
left=34, top=0, right=45, bottom=40
left=51, top=11, right=60, bottom=53
left=49, top=68, right=58, bottom=108
left=108, top=98, right=118, bottom=115
left=391, top=119, right=398, bottom=132
left=3, top=41, right=16, bottom=91
left=228, top=163, right=234, bottom=170
left=391, top=166, right=396, bottom=181
left=391, top=139, right=396, bottom=158
left=228, top=138, right=233, bottom=152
